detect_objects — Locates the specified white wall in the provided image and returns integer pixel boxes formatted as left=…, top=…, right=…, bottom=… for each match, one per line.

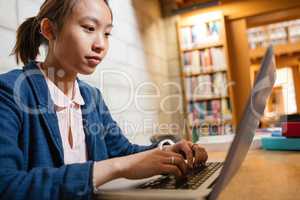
left=0, top=0, right=184, bottom=145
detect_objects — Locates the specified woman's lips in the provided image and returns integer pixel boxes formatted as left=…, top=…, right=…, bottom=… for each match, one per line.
left=85, top=56, right=101, bottom=67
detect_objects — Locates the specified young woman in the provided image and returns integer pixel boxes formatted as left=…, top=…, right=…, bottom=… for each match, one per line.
left=0, top=0, right=208, bottom=199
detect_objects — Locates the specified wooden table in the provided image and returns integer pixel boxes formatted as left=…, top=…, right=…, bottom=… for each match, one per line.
left=209, top=150, right=300, bottom=200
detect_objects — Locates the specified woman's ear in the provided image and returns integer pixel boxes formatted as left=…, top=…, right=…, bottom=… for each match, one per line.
left=40, top=18, right=57, bottom=41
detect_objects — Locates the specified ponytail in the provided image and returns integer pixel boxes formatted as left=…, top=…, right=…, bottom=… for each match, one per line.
left=12, top=17, right=43, bottom=65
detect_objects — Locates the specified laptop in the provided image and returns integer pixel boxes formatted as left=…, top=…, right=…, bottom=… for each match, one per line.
left=95, top=45, right=276, bottom=200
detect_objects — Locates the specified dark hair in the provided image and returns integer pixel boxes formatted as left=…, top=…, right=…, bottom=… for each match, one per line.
left=12, top=0, right=112, bottom=65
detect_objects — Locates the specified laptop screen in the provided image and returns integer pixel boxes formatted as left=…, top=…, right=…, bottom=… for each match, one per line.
left=208, top=45, right=276, bottom=200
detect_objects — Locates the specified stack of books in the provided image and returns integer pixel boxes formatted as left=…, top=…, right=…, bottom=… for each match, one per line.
left=261, top=123, right=300, bottom=150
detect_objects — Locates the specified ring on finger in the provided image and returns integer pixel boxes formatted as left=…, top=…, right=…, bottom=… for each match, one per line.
left=170, top=156, right=175, bottom=165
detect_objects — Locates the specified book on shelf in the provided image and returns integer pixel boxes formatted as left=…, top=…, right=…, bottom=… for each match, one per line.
left=247, top=27, right=269, bottom=49
left=184, top=72, right=228, bottom=99
left=183, top=51, right=201, bottom=75
left=183, top=47, right=227, bottom=76
left=185, top=77, right=192, bottom=99
left=212, top=72, right=228, bottom=96
left=197, top=75, right=213, bottom=97
left=221, top=98, right=232, bottom=120
left=199, top=49, right=213, bottom=72
left=191, top=23, right=208, bottom=45
left=191, top=20, right=221, bottom=46
left=289, top=19, right=300, bottom=43
left=188, top=102, right=205, bottom=122
left=188, top=99, right=232, bottom=126
left=211, top=100, right=221, bottom=119
left=210, top=48, right=226, bottom=70
left=181, top=20, right=221, bottom=50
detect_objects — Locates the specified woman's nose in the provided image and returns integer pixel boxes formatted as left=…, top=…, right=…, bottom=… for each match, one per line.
left=92, top=35, right=105, bottom=53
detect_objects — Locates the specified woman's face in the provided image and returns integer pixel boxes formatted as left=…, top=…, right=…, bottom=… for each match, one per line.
left=51, top=0, right=112, bottom=75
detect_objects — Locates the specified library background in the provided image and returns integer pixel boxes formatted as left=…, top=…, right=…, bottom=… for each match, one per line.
left=160, top=0, right=300, bottom=146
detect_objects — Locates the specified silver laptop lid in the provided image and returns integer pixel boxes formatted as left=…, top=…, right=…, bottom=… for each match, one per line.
left=208, top=45, right=276, bottom=200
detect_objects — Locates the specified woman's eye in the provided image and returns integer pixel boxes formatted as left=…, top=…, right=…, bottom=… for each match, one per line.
left=82, top=25, right=95, bottom=32
left=105, top=32, right=112, bottom=38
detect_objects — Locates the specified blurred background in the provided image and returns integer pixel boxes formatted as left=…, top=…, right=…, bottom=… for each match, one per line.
left=1, top=0, right=300, bottom=146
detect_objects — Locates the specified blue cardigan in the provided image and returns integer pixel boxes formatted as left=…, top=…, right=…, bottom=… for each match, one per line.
left=0, top=62, right=156, bottom=200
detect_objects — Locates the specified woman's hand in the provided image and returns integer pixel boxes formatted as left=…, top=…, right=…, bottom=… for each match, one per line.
left=114, top=148, right=188, bottom=180
left=93, top=140, right=208, bottom=188
left=163, top=139, right=208, bottom=168
left=93, top=148, right=188, bottom=188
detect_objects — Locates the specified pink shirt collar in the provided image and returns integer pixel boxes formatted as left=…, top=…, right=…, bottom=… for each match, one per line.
left=38, top=63, right=85, bottom=108
left=46, top=77, right=85, bottom=108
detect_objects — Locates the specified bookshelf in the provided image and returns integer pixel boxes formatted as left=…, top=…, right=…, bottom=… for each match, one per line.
left=248, top=19, right=300, bottom=60
left=248, top=19, right=300, bottom=50
left=177, top=11, right=235, bottom=142
left=247, top=18, right=300, bottom=127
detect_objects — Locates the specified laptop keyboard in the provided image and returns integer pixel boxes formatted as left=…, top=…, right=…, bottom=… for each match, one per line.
left=137, top=162, right=223, bottom=190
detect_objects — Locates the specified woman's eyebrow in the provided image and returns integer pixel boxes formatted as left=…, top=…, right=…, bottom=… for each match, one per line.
left=79, top=16, right=113, bottom=28
left=80, top=16, right=100, bottom=24
left=106, top=24, right=113, bottom=28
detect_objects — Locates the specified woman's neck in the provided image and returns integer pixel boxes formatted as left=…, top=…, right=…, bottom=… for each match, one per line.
left=41, top=59, right=77, bottom=99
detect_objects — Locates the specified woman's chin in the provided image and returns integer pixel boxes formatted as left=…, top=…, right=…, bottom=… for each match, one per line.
left=79, top=65, right=98, bottom=75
